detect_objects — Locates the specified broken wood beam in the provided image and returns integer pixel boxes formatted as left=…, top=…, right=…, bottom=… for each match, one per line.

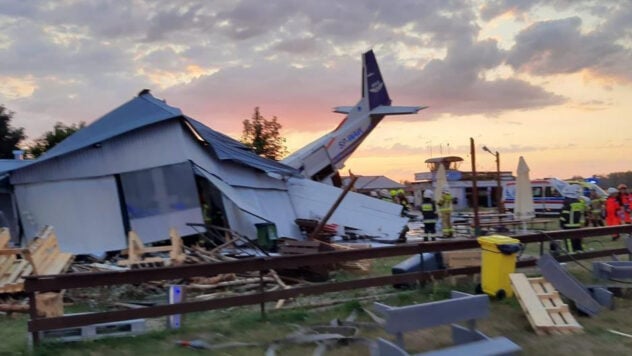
left=308, top=175, right=358, bottom=240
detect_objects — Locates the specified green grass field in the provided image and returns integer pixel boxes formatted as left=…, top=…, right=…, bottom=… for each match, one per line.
left=2, top=235, right=632, bottom=355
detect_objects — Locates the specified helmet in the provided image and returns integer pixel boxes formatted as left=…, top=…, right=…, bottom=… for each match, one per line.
left=442, top=187, right=451, bottom=194
left=380, top=189, right=390, bottom=198
left=618, top=183, right=628, bottom=190
left=607, top=187, right=618, bottom=195
left=423, top=190, right=434, bottom=199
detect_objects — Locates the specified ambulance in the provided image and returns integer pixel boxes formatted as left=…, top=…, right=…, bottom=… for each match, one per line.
left=503, top=178, right=607, bottom=216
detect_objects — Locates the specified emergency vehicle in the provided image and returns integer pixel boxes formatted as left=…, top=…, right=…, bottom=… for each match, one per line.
left=503, top=178, right=607, bottom=216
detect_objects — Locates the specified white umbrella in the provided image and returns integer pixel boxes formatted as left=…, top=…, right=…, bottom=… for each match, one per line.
left=514, top=156, right=535, bottom=231
left=433, top=164, right=449, bottom=201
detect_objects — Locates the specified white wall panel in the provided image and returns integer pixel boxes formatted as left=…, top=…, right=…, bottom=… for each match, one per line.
left=14, top=176, right=126, bottom=255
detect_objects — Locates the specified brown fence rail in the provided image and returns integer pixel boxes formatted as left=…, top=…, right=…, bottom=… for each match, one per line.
left=25, top=225, right=632, bottom=345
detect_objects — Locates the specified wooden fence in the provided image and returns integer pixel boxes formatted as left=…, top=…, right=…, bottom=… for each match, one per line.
left=25, top=225, right=632, bottom=345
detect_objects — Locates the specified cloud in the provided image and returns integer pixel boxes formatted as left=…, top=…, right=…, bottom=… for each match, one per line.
left=398, top=36, right=566, bottom=117
left=2, top=0, right=629, bottom=143
left=507, top=15, right=632, bottom=82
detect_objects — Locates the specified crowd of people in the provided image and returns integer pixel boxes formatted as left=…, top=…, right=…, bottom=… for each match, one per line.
left=367, top=181, right=631, bottom=247
left=556, top=183, right=630, bottom=252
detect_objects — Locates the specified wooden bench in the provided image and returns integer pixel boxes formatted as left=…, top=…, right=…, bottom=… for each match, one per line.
left=373, top=291, right=521, bottom=355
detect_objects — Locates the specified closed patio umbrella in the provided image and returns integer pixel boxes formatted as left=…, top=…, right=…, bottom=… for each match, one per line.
left=514, top=156, right=535, bottom=231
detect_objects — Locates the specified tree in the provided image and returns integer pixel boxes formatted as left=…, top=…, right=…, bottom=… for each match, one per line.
left=240, top=107, right=288, bottom=160
left=0, top=105, right=26, bottom=159
left=27, top=121, right=86, bottom=158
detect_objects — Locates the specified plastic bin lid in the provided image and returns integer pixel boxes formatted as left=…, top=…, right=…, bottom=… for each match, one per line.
left=477, top=235, right=521, bottom=245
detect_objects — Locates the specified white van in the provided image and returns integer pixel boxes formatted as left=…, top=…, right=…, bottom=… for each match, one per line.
left=503, top=178, right=605, bottom=216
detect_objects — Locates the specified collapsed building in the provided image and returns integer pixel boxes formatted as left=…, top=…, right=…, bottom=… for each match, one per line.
left=0, top=91, right=407, bottom=255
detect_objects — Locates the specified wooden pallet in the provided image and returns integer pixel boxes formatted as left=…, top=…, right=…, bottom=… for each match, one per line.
left=117, top=228, right=185, bottom=268
left=510, top=273, right=583, bottom=335
left=0, top=226, right=74, bottom=294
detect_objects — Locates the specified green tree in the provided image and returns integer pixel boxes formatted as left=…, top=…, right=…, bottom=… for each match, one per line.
left=240, top=107, right=288, bottom=160
left=0, top=105, right=26, bottom=159
left=27, top=121, right=85, bottom=158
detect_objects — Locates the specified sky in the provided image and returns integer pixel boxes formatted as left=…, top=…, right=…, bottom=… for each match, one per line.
left=1, top=0, right=631, bottom=182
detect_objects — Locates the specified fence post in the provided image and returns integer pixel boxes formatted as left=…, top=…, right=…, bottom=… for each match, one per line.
left=259, top=270, right=266, bottom=319
left=28, top=291, right=40, bottom=346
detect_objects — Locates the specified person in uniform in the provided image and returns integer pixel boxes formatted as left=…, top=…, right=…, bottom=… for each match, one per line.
left=559, top=185, right=584, bottom=252
left=437, top=187, right=453, bottom=238
left=587, top=189, right=604, bottom=227
left=420, top=190, right=437, bottom=241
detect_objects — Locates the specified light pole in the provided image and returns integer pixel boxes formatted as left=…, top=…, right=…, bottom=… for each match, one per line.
left=482, top=146, right=503, bottom=215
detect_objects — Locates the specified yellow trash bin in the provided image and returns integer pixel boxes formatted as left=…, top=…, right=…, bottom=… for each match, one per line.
left=477, top=235, right=521, bottom=299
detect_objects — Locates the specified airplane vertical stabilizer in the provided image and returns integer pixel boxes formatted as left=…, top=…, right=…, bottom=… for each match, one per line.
left=282, top=50, right=426, bottom=184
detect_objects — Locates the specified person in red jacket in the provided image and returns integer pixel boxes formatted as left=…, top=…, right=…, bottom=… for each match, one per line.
left=617, top=184, right=631, bottom=224
left=605, top=187, right=622, bottom=240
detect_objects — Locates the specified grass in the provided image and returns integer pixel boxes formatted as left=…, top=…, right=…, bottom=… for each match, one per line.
left=3, top=235, right=632, bottom=355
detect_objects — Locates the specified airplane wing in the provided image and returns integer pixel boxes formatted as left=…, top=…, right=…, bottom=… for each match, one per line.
left=333, top=106, right=354, bottom=114
left=369, top=105, right=428, bottom=116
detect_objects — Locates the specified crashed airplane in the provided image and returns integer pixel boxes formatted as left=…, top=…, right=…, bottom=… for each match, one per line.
left=0, top=50, right=421, bottom=255
left=282, top=50, right=426, bottom=184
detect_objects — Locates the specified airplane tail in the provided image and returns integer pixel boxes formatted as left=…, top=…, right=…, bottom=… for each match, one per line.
left=363, top=50, right=391, bottom=110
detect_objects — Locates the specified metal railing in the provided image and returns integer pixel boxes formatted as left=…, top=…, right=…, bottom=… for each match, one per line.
left=25, top=224, right=632, bottom=345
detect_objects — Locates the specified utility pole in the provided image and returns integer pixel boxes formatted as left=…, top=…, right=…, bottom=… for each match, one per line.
left=470, top=138, right=481, bottom=236
left=483, top=146, right=503, bottom=215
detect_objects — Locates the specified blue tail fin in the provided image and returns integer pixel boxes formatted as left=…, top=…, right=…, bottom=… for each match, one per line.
left=363, top=50, right=392, bottom=110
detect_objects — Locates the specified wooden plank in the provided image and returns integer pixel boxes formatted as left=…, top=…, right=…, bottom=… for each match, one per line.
left=36, top=292, right=64, bottom=318
left=0, top=228, right=10, bottom=247
left=118, top=257, right=165, bottom=267
left=6, top=259, right=29, bottom=283
left=443, top=250, right=481, bottom=268
left=0, top=254, right=17, bottom=277
left=0, top=281, right=25, bottom=293
left=279, top=247, right=319, bottom=255
left=40, top=252, right=74, bottom=275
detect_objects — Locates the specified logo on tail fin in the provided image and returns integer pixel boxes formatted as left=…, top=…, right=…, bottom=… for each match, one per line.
left=369, top=80, right=384, bottom=93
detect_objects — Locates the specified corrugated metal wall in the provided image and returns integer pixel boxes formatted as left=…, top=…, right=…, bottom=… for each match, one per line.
left=11, top=121, right=189, bottom=185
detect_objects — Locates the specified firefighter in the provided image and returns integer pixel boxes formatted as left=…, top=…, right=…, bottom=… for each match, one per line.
left=379, top=189, right=393, bottom=202
left=588, top=189, right=604, bottom=227
left=559, top=185, right=584, bottom=252
left=420, top=190, right=437, bottom=241
left=606, top=187, right=623, bottom=240
left=617, top=184, right=631, bottom=224
left=437, top=187, right=453, bottom=238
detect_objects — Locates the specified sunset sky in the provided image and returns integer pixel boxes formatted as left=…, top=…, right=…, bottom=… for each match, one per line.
left=1, top=1, right=631, bottom=182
